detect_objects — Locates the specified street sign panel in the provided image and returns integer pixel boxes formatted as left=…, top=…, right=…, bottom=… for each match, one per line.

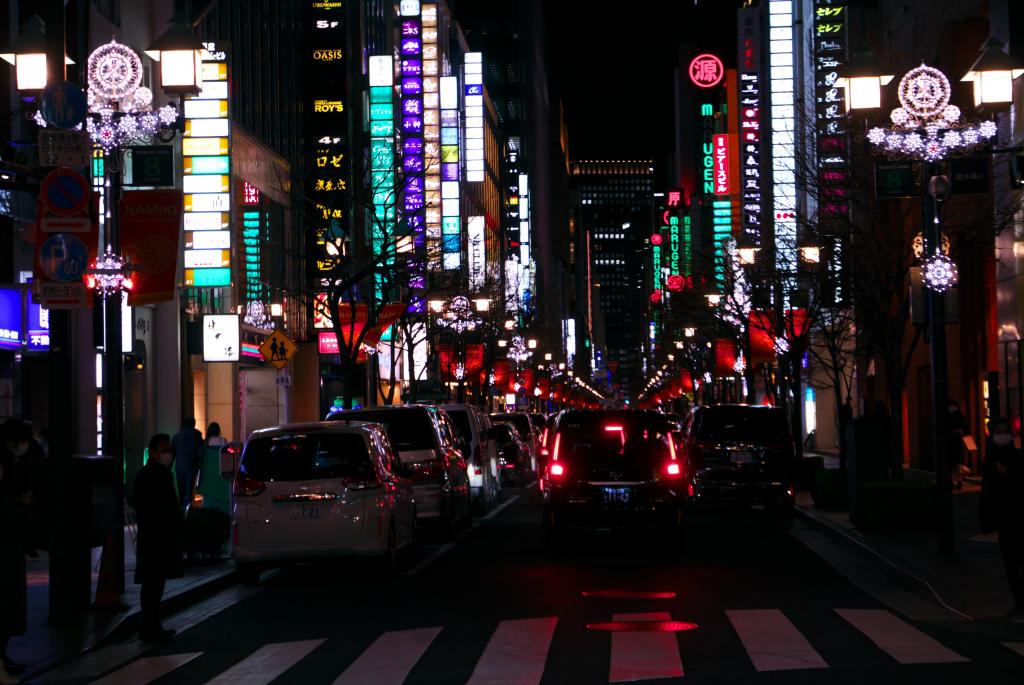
left=202, top=314, right=240, bottom=362
left=34, top=281, right=88, bottom=309
left=128, top=146, right=175, bottom=187
left=40, top=81, right=88, bottom=129
left=260, top=329, right=297, bottom=369
left=874, top=161, right=918, bottom=199
left=40, top=216, right=90, bottom=233
left=949, top=156, right=990, bottom=195
left=38, top=130, right=91, bottom=168
left=40, top=168, right=91, bottom=216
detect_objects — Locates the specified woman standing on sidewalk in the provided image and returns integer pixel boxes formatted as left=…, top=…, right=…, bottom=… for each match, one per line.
left=0, top=419, right=34, bottom=683
left=980, top=417, right=1024, bottom=621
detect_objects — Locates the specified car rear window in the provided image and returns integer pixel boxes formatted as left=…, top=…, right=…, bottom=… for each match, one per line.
left=330, top=410, right=436, bottom=451
left=447, top=410, right=473, bottom=446
left=240, top=433, right=372, bottom=482
left=695, top=408, right=789, bottom=441
left=555, top=413, right=672, bottom=459
left=493, top=413, right=532, bottom=440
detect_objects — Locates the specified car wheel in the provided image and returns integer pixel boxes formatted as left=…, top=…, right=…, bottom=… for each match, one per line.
left=378, top=523, right=398, bottom=574
left=237, top=563, right=262, bottom=585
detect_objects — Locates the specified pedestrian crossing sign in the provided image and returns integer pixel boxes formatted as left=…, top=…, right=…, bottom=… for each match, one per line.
left=260, top=329, right=297, bottom=369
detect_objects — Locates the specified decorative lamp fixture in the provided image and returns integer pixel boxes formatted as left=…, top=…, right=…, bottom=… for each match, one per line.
left=428, top=299, right=444, bottom=313
left=798, top=243, right=822, bottom=264
left=473, top=298, right=491, bottom=312
left=0, top=16, right=52, bottom=92
left=504, top=319, right=515, bottom=330
left=706, top=293, right=722, bottom=306
left=836, top=48, right=893, bottom=111
left=509, top=336, right=530, bottom=363
left=733, top=351, right=746, bottom=374
left=145, top=18, right=206, bottom=95
left=527, top=338, right=538, bottom=350
left=85, top=251, right=135, bottom=297
left=961, top=38, right=1024, bottom=108
left=912, top=232, right=950, bottom=259
left=921, top=253, right=958, bottom=293
left=737, top=245, right=759, bottom=266
left=867, top=64, right=997, bottom=162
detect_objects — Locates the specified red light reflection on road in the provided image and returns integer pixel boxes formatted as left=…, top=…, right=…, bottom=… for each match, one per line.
left=582, top=590, right=677, bottom=599
left=587, top=621, right=698, bottom=632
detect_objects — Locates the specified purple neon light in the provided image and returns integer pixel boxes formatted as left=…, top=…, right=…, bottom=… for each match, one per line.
left=403, top=138, right=424, bottom=155
left=401, top=77, right=423, bottom=95
left=402, top=117, right=423, bottom=133
left=401, top=60, right=422, bottom=76
left=400, top=39, right=421, bottom=56
left=441, top=163, right=459, bottom=181
left=402, top=99, right=423, bottom=115
left=401, top=20, right=420, bottom=37
left=403, top=156, right=424, bottom=173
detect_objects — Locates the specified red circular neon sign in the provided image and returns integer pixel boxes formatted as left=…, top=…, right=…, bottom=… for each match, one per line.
left=650, top=290, right=663, bottom=304
left=666, top=275, right=686, bottom=292
left=650, top=233, right=663, bottom=246
left=689, top=53, right=724, bottom=88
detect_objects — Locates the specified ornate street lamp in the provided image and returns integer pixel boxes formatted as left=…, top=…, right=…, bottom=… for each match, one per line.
left=0, top=16, right=51, bottom=93
left=836, top=49, right=893, bottom=112
left=961, top=38, right=1024, bottom=109
left=145, top=18, right=206, bottom=96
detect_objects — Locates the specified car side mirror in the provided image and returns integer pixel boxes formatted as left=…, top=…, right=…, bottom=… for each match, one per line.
left=220, top=442, right=242, bottom=479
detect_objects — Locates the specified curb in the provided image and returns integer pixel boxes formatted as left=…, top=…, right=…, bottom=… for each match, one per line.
left=23, top=566, right=238, bottom=682
left=793, top=503, right=973, bottom=621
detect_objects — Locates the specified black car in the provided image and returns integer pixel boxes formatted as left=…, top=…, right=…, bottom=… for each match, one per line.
left=541, top=410, right=686, bottom=548
left=681, top=404, right=795, bottom=509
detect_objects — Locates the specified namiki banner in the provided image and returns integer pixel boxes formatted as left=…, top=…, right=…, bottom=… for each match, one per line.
left=120, top=190, right=183, bottom=305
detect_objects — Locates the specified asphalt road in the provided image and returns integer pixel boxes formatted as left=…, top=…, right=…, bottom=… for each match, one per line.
left=43, top=486, right=1024, bottom=684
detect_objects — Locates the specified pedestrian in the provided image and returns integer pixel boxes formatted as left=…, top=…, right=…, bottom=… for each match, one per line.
left=132, top=434, right=183, bottom=642
left=980, top=416, right=1024, bottom=621
left=205, top=422, right=228, bottom=450
left=948, top=399, right=970, bottom=490
left=0, top=419, right=33, bottom=682
left=171, top=417, right=202, bottom=509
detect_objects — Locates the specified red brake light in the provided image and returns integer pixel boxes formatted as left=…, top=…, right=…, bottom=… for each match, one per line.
left=233, top=472, right=266, bottom=497
left=551, top=433, right=561, bottom=462
left=550, top=462, right=566, bottom=478
left=666, top=462, right=681, bottom=477
left=604, top=425, right=624, bottom=432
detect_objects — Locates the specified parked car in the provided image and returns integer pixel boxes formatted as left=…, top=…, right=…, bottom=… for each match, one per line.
left=327, top=405, right=471, bottom=533
left=490, top=412, right=540, bottom=475
left=680, top=404, right=795, bottom=509
left=439, top=404, right=501, bottom=512
left=542, top=410, right=685, bottom=548
left=490, top=422, right=531, bottom=485
left=229, top=422, right=416, bottom=583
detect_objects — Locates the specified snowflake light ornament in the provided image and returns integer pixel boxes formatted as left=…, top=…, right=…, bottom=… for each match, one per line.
left=867, top=63, right=997, bottom=162
left=922, top=254, right=958, bottom=293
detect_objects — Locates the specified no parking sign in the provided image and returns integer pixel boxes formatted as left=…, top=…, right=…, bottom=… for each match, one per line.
left=40, top=168, right=91, bottom=216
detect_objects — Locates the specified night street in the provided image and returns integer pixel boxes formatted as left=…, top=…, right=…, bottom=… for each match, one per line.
left=35, top=487, right=1024, bottom=684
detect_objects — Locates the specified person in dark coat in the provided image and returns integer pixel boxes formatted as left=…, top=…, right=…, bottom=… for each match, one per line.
left=948, top=399, right=970, bottom=490
left=132, top=433, right=184, bottom=642
left=0, top=419, right=33, bottom=680
left=171, top=418, right=202, bottom=509
left=980, top=417, right=1024, bottom=620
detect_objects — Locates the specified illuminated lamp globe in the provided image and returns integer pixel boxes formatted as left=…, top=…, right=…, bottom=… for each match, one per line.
left=145, top=18, right=205, bottom=95
left=961, top=38, right=1024, bottom=108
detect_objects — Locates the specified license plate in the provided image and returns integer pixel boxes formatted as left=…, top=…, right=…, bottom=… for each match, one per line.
left=290, top=505, right=320, bottom=520
left=602, top=487, right=631, bottom=504
left=730, top=451, right=753, bottom=464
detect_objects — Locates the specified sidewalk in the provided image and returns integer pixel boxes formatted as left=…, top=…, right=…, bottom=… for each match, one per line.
left=9, top=527, right=236, bottom=681
left=795, top=459, right=1013, bottom=621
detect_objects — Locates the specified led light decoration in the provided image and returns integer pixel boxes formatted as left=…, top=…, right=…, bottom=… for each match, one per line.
left=921, top=253, right=958, bottom=293
left=738, top=7, right=763, bottom=246
left=733, top=350, right=746, bottom=374
left=183, top=43, right=231, bottom=288
left=868, top=64, right=997, bottom=161
left=369, top=55, right=395, bottom=299
left=85, top=250, right=134, bottom=297
left=33, top=40, right=179, bottom=151
left=434, top=296, right=481, bottom=334
left=464, top=53, right=484, bottom=182
left=508, top=335, right=531, bottom=364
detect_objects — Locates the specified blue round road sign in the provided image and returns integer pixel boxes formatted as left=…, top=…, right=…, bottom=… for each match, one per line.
left=40, top=169, right=91, bottom=217
left=41, top=81, right=88, bottom=129
left=39, top=234, right=89, bottom=282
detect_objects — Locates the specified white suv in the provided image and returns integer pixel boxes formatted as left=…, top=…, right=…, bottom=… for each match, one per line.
left=230, top=422, right=416, bottom=582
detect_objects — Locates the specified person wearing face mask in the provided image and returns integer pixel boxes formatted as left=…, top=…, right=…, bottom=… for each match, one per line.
left=0, top=419, right=33, bottom=683
left=980, top=417, right=1024, bottom=620
left=132, top=434, right=184, bottom=642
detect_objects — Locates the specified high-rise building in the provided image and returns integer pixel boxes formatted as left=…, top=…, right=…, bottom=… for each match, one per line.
left=570, top=160, right=654, bottom=392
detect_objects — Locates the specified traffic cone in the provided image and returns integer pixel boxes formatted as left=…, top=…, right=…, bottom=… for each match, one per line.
left=92, top=532, right=128, bottom=611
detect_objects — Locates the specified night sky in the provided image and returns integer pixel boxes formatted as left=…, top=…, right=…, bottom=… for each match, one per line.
left=545, top=1, right=743, bottom=163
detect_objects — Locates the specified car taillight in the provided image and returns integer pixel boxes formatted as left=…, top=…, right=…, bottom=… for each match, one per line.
left=551, top=433, right=561, bottom=462
left=233, top=472, right=266, bottom=497
left=550, top=462, right=566, bottom=478
left=665, top=462, right=682, bottom=477
left=474, top=466, right=483, bottom=475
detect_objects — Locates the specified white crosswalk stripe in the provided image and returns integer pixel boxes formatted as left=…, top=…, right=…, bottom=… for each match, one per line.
left=726, top=609, right=829, bottom=672
left=89, top=653, right=202, bottom=685
left=835, top=609, right=968, bottom=664
left=465, top=617, right=558, bottom=685
left=76, top=608, right=988, bottom=684
left=205, top=639, right=325, bottom=684
left=608, top=612, right=685, bottom=682
left=332, top=627, right=442, bottom=685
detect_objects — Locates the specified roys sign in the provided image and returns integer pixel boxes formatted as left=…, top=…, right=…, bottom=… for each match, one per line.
left=689, top=54, right=724, bottom=88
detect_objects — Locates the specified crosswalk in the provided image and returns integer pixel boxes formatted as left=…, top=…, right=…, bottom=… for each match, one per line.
left=85, top=608, right=1020, bottom=684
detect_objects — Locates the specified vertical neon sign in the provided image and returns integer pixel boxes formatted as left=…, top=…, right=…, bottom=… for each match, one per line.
left=369, top=55, right=395, bottom=299
left=440, top=75, right=461, bottom=270
left=422, top=2, right=441, bottom=271
left=738, top=6, right=763, bottom=245
left=183, top=43, right=230, bottom=288
left=399, top=7, right=426, bottom=308
left=464, top=53, right=484, bottom=182
left=769, top=0, right=797, bottom=275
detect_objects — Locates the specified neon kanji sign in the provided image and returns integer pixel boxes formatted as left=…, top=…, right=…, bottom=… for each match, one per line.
left=689, top=54, right=724, bottom=88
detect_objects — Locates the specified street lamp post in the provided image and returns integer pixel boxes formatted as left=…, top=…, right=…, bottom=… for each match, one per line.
left=856, top=57, right=1013, bottom=554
